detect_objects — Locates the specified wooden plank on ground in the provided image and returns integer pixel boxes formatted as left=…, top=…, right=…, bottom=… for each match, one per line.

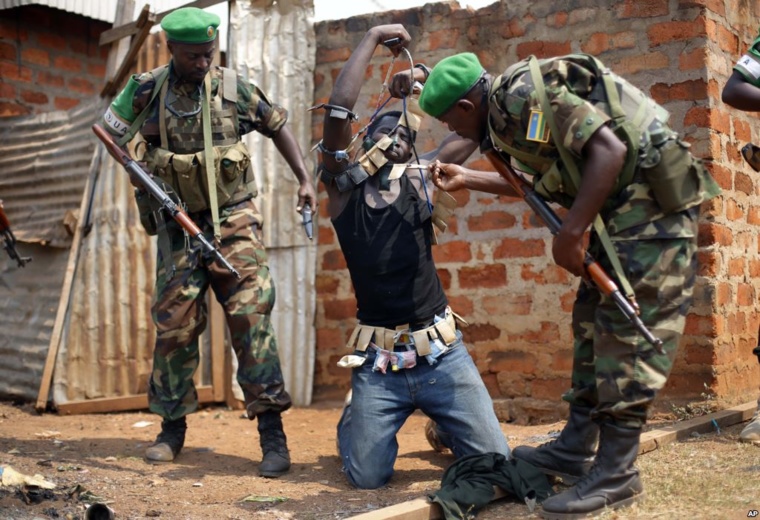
left=99, top=0, right=228, bottom=46
left=56, top=386, right=215, bottom=415
left=348, top=403, right=757, bottom=520
left=209, top=297, right=226, bottom=402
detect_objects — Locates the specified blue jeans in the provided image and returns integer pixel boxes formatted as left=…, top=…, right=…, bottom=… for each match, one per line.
left=337, top=335, right=510, bottom=489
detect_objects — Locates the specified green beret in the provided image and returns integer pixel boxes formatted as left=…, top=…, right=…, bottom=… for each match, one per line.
left=419, top=53, right=485, bottom=118
left=161, top=7, right=220, bottom=44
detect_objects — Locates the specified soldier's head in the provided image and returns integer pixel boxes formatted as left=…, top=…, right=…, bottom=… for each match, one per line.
left=419, top=53, right=490, bottom=143
left=162, top=7, right=220, bottom=84
left=365, top=110, right=418, bottom=163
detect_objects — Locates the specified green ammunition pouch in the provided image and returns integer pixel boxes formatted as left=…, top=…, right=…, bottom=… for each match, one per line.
left=143, top=140, right=252, bottom=213
left=638, top=128, right=705, bottom=214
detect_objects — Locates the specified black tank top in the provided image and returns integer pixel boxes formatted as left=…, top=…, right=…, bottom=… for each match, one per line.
left=332, top=174, right=447, bottom=327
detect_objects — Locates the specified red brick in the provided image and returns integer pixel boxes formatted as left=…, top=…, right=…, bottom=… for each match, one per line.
left=0, top=101, right=30, bottom=117
left=650, top=79, right=707, bottom=104
left=0, top=21, right=27, bottom=42
left=581, top=31, right=636, bottom=55
left=734, top=118, right=752, bottom=142
left=725, top=198, right=743, bottom=221
left=20, top=89, right=47, bottom=105
left=461, top=322, right=502, bottom=343
left=548, top=12, right=568, bottom=28
left=679, top=47, right=706, bottom=71
left=317, top=224, right=334, bottom=245
left=613, top=52, right=669, bottom=75
left=647, top=18, right=706, bottom=47
left=458, top=264, right=507, bottom=289
left=696, top=250, right=720, bottom=277
left=683, top=313, right=724, bottom=338
left=521, top=264, right=570, bottom=284
left=467, top=210, right=516, bottom=232
left=488, top=350, right=537, bottom=374
left=0, top=61, right=32, bottom=82
left=87, top=62, right=106, bottom=78
left=498, top=16, right=527, bottom=39
left=750, top=259, right=760, bottom=278
left=551, top=349, right=574, bottom=372
left=321, top=249, right=347, bottom=270
left=37, top=70, right=64, bottom=88
left=735, top=171, right=754, bottom=196
left=0, top=42, right=15, bottom=61
left=425, top=28, right=460, bottom=51
left=323, top=298, right=357, bottom=321
left=20, top=47, right=49, bottom=67
left=678, top=0, right=725, bottom=16
left=432, top=240, right=472, bottom=263
left=493, top=237, right=545, bottom=259
left=728, top=257, right=745, bottom=276
left=516, top=40, right=572, bottom=60
left=0, top=82, right=15, bottom=98
left=698, top=222, right=733, bottom=247
left=560, top=290, right=575, bottom=313
left=684, top=342, right=715, bottom=365
left=53, top=56, right=82, bottom=72
left=67, top=77, right=94, bottom=95
left=446, top=295, right=473, bottom=316
left=54, top=97, right=79, bottom=110
left=531, top=378, right=566, bottom=400
left=316, top=328, right=344, bottom=351
left=315, top=274, right=339, bottom=295
left=618, top=0, right=670, bottom=18
left=482, top=293, right=532, bottom=316
left=37, top=33, right=67, bottom=50
left=738, top=284, right=755, bottom=307
left=706, top=163, right=731, bottom=191
left=510, top=321, right=562, bottom=343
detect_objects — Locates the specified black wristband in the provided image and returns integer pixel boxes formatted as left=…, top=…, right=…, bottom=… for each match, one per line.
left=414, top=63, right=431, bottom=80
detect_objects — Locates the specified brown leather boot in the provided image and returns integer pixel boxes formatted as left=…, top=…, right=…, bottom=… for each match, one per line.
left=145, top=417, right=186, bottom=464
left=258, top=411, right=291, bottom=478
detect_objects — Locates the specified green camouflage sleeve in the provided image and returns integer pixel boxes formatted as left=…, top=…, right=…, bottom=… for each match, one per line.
left=544, top=82, right=609, bottom=156
left=733, top=29, right=760, bottom=87
left=237, top=78, right=288, bottom=138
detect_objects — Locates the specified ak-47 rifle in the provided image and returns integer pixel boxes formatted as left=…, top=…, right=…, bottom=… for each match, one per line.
left=484, top=149, right=664, bottom=353
left=0, top=199, right=31, bottom=268
left=92, top=124, right=240, bottom=279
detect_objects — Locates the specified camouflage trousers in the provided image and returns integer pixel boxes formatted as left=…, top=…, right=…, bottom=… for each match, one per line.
left=562, top=219, right=698, bottom=429
left=148, top=198, right=292, bottom=421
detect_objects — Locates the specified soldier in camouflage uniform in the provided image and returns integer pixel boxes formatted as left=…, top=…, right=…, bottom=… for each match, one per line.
left=100, top=7, right=317, bottom=478
left=722, top=28, right=760, bottom=447
left=390, top=51, right=720, bottom=517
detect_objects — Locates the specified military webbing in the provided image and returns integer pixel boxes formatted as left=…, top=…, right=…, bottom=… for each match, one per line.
left=202, top=73, right=222, bottom=242
left=527, top=56, right=636, bottom=303
left=116, top=66, right=170, bottom=148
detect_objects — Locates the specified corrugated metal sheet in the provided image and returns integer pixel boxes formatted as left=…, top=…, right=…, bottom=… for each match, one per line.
left=0, top=101, right=104, bottom=401
left=229, top=0, right=316, bottom=406
left=0, top=0, right=116, bottom=22
left=52, top=147, right=159, bottom=403
left=0, top=102, right=101, bottom=247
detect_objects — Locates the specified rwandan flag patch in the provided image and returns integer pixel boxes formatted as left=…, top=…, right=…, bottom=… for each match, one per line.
left=526, top=110, right=550, bottom=143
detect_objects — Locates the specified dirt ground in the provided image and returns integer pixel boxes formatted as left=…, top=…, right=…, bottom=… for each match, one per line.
left=0, top=400, right=758, bottom=520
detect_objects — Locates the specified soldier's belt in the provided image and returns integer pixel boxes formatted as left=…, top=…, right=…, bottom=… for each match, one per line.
left=345, top=307, right=460, bottom=356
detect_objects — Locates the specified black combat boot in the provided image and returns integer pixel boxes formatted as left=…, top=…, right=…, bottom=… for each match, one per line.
left=145, top=417, right=187, bottom=464
left=512, top=406, right=599, bottom=485
left=539, top=422, right=644, bottom=519
left=258, top=411, right=291, bottom=478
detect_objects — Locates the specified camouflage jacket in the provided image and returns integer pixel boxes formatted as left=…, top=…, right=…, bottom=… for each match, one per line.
left=104, top=64, right=287, bottom=150
left=487, top=54, right=719, bottom=239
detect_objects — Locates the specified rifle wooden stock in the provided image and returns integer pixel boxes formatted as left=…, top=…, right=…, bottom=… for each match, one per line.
left=92, top=124, right=240, bottom=279
left=484, top=150, right=663, bottom=352
left=0, top=200, right=31, bottom=267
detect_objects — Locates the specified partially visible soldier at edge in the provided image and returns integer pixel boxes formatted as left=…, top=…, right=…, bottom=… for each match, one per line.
left=722, top=28, right=760, bottom=447
left=392, top=50, right=721, bottom=517
left=99, top=7, right=317, bottom=477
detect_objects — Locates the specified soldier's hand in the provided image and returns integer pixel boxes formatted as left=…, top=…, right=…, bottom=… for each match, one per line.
left=430, top=160, right=466, bottom=192
left=297, top=180, right=318, bottom=214
left=389, top=70, right=417, bottom=98
left=552, top=227, right=588, bottom=280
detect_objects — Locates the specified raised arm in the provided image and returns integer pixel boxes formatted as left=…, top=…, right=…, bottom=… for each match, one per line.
left=321, top=24, right=411, bottom=174
left=722, top=70, right=760, bottom=111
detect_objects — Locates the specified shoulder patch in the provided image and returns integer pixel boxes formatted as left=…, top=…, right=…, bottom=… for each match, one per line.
left=526, top=110, right=550, bottom=143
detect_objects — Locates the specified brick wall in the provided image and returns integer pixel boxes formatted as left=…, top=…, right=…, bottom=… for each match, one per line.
left=312, top=0, right=760, bottom=422
left=0, top=6, right=110, bottom=116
